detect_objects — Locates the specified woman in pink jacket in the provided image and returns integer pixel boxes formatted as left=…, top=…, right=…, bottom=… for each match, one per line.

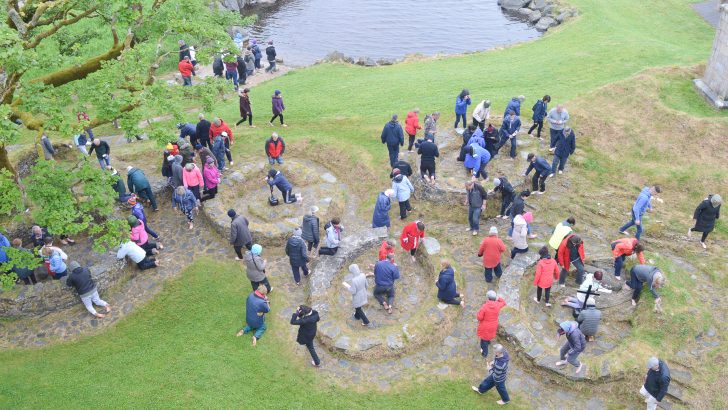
left=183, top=162, right=204, bottom=203
left=128, top=215, right=161, bottom=255
left=201, top=157, right=220, bottom=202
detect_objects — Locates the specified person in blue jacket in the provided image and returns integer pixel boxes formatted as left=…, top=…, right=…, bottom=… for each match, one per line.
left=503, top=95, right=525, bottom=118
left=372, top=189, right=394, bottom=229
left=373, top=253, right=400, bottom=314
left=467, top=127, right=486, bottom=148
left=436, top=260, right=464, bottom=306
left=498, top=110, right=521, bottom=159
left=236, top=285, right=270, bottom=347
left=524, top=153, right=551, bottom=194
left=0, top=232, right=10, bottom=264
left=176, top=122, right=196, bottom=142
left=619, top=185, right=662, bottom=240
left=454, top=89, right=471, bottom=129
left=266, top=169, right=300, bottom=204
left=528, top=95, right=550, bottom=140
left=381, top=114, right=404, bottom=168
left=464, top=144, right=491, bottom=180
left=551, top=126, right=576, bottom=175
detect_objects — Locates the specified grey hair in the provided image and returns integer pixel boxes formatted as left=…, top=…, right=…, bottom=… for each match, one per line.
left=493, top=344, right=504, bottom=355
left=198, top=113, right=205, bottom=120
left=213, top=118, right=221, bottom=126
left=487, top=290, right=497, bottom=301
left=652, top=271, right=666, bottom=288
left=175, top=186, right=186, bottom=196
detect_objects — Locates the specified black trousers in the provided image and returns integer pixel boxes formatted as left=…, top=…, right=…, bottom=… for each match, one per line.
left=234, top=242, right=253, bottom=258
left=250, top=277, right=271, bottom=293
left=318, top=246, right=338, bottom=256
left=236, top=114, right=252, bottom=126
left=407, top=133, right=416, bottom=151
left=532, top=173, right=547, bottom=192
left=354, top=307, right=370, bottom=325
left=270, top=113, right=284, bottom=124
left=398, top=200, right=412, bottom=219
left=690, top=228, right=710, bottom=242
left=201, top=186, right=217, bottom=202
left=224, top=139, right=232, bottom=162
left=137, top=257, right=157, bottom=270
left=306, top=240, right=319, bottom=251
left=528, top=120, right=544, bottom=138
left=536, top=287, right=551, bottom=303
left=304, top=341, right=321, bottom=366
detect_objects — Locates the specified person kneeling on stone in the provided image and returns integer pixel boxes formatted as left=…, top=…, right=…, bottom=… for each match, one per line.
left=236, top=285, right=270, bottom=347
left=116, top=240, right=160, bottom=270
left=343, top=264, right=373, bottom=326
left=373, top=253, right=400, bottom=314
left=561, top=270, right=612, bottom=311
left=556, top=320, right=586, bottom=374
left=471, top=343, right=510, bottom=406
left=436, top=260, right=465, bottom=307
left=266, top=169, right=301, bottom=204
left=244, top=244, right=272, bottom=293
left=290, top=305, right=321, bottom=368
left=576, top=297, right=601, bottom=342
left=66, top=261, right=111, bottom=318
left=127, top=216, right=162, bottom=256
left=319, top=217, right=343, bottom=256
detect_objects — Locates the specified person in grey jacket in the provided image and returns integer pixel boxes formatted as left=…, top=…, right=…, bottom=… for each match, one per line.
left=342, top=264, right=374, bottom=326
left=41, top=133, right=56, bottom=161
left=392, top=169, right=415, bottom=220
left=576, top=297, right=601, bottom=341
left=66, top=261, right=111, bottom=318
left=228, top=209, right=252, bottom=260
left=319, top=218, right=343, bottom=256
left=556, top=321, right=586, bottom=374
left=301, top=206, right=320, bottom=257
left=285, top=227, right=309, bottom=285
left=626, top=264, right=666, bottom=311
left=170, top=155, right=184, bottom=189
left=244, top=244, right=271, bottom=293
left=547, top=104, right=569, bottom=149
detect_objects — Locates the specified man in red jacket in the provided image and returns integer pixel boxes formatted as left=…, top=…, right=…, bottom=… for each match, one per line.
left=264, top=132, right=285, bottom=165
left=476, top=290, right=507, bottom=358
left=178, top=56, right=194, bottom=86
left=478, top=226, right=507, bottom=283
left=209, top=118, right=234, bottom=165
left=557, top=234, right=586, bottom=286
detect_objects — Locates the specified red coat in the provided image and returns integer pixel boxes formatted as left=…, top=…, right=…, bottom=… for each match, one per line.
left=400, top=222, right=425, bottom=251
left=266, top=138, right=285, bottom=158
left=478, top=235, right=507, bottom=268
left=178, top=60, right=194, bottom=77
left=557, top=234, right=585, bottom=271
left=404, top=111, right=421, bottom=136
left=378, top=241, right=395, bottom=262
left=611, top=238, right=645, bottom=263
left=533, top=257, right=560, bottom=289
left=476, top=297, right=506, bottom=341
left=209, top=120, right=233, bottom=143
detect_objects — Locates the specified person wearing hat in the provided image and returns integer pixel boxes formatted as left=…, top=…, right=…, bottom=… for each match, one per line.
left=343, top=264, right=373, bottom=326
left=201, top=156, right=221, bottom=202
left=183, top=162, right=204, bottom=203
left=465, top=181, right=487, bottom=235
left=285, top=227, right=309, bottom=285
left=503, top=95, right=525, bottom=118
left=372, top=189, right=394, bottom=230
left=236, top=88, right=255, bottom=128
left=265, top=132, right=286, bottom=165
left=265, top=40, right=277, bottom=73
left=269, top=90, right=287, bottom=127
left=128, top=215, right=161, bottom=255
left=547, top=104, right=570, bottom=150
left=228, top=209, right=253, bottom=260
left=173, top=186, right=197, bottom=230
left=471, top=343, right=510, bottom=405
left=476, top=291, right=506, bottom=357
left=576, top=297, right=601, bottom=341
left=301, top=206, right=321, bottom=257
left=689, top=193, right=722, bottom=249
left=528, top=95, right=550, bottom=140
left=381, top=114, right=404, bottom=167
left=129, top=195, right=159, bottom=240
left=523, top=153, right=551, bottom=194
left=489, top=177, right=514, bottom=220
left=556, top=320, right=585, bottom=374
left=641, top=357, right=671, bottom=410
left=266, top=169, right=300, bottom=204
left=404, top=109, right=422, bottom=151
left=66, top=261, right=111, bottom=318
left=244, top=244, right=271, bottom=293
left=472, top=99, right=491, bottom=131
left=126, top=166, right=158, bottom=210
left=209, top=117, right=234, bottom=165
left=195, top=113, right=212, bottom=148
left=195, top=143, right=217, bottom=169
left=497, top=110, right=521, bottom=159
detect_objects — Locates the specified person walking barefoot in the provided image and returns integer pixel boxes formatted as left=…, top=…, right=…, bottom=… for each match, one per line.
left=236, top=285, right=270, bottom=347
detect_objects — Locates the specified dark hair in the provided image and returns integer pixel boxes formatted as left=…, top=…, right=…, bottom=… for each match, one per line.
left=653, top=185, right=662, bottom=194
left=467, top=124, right=476, bottom=132
left=43, top=236, right=54, bottom=245
left=298, top=305, right=312, bottom=316
left=634, top=242, right=644, bottom=253
left=331, top=217, right=341, bottom=225
left=520, top=190, right=531, bottom=198
left=458, top=89, right=470, bottom=99
left=567, top=217, right=576, bottom=225
left=538, top=246, right=549, bottom=258
left=416, top=221, right=425, bottom=231
left=527, top=153, right=536, bottom=161
left=386, top=253, right=395, bottom=261
left=543, top=95, right=551, bottom=102
left=465, top=145, right=474, bottom=156
left=593, top=271, right=603, bottom=281
left=267, top=169, right=277, bottom=178
left=570, top=235, right=582, bottom=245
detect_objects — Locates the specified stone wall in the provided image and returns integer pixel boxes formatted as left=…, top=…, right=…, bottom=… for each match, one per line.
left=217, top=0, right=278, bottom=12
left=694, top=5, right=728, bottom=109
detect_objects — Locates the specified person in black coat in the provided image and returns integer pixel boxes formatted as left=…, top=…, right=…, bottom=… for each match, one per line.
left=290, top=305, right=321, bottom=367
left=390, top=156, right=413, bottom=178
left=491, top=177, right=515, bottom=219
left=688, top=194, right=721, bottom=249
left=66, top=261, right=111, bottom=318
left=551, top=127, right=576, bottom=175
left=484, top=124, right=499, bottom=158
left=641, top=357, right=670, bottom=407
left=196, top=114, right=212, bottom=148
left=212, top=55, right=224, bottom=78
left=417, top=136, right=440, bottom=183
left=236, top=55, right=247, bottom=86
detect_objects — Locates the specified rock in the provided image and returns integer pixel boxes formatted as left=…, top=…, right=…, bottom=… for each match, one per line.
left=320, top=173, right=337, bottom=183
left=555, top=11, right=571, bottom=24
left=421, top=237, right=441, bottom=255
left=708, top=327, right=716, bottom=337
left=500, top=0, right=532, bottom=10
left=386, top=334, right=404, bottom=349
left=355, top=58, right=367, bottom=66
left=543, top=4, right=554, bottom=15
left=357, top=338, right=381, bottom=351
left=516, top=8, right=532, bottom=18
left=377, top=58, right=395, bottom=66
left=364, top=58, right=377, bottom=67
left=530, top=0, right=547, bottom=11
left=535, top=16, right=557, bottom=31
left=334, top=336, right=350, bottom=351
left=443, top=336, right=459, bottom=347
left=528, top=10, right=542, bottom=23
left=323, top=51, right=346, bottom=62
left=230, top=172, right=244, bottom=183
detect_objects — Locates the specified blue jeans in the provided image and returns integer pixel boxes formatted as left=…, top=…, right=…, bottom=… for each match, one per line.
left=559, top=259, right=585, bottom=285
left=551, top=154, right=568, bottom=173
left=468, top=206, right=482, bottom=231
left=266, top=60, right=277, bottom=72
left=477, top=374, right=510, bottom=403
left=387, top=144, right=399, bottom=168
left=484, top=264, right=502, bottom=283
left=216, top=154, right=226, bottom=171
left=619, top=212, right=643, bottom=240
left=225, top=70, right=239, bottom=88
left=243, top=322, right=267, bottom=339
left=97, top=156, right=110, bottom=169
left=498, top=132, right=517, bottom=158
left=268, top=156, right=283, bottom=165
left=549, top=128, right=563, bottom=148
left=291, top=263, right=309, bottom=284
left=614, top=255, right=626, bottom=278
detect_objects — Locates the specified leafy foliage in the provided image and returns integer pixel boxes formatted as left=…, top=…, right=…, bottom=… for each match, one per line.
left=0, top=246, right=41, bottom=290
left=0, top=272, right=17, bottom=290
left=0, top=169, right=23, bottom=215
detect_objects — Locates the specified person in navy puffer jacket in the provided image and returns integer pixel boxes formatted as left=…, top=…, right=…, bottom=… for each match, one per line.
left=381, top=115, right=404, bottom=167
left=266, top=169, right=300, bottom=204
left=524, top=153, right=552, bottom=194
left=498, top=110, right=521, bottom=159
left=528, top=95, right=550, bottom=140
left=503, top=95, right=525, bottom=118
left=552, top=126, right=576, bottom=175
left=436, top=260, right=464, bottom=306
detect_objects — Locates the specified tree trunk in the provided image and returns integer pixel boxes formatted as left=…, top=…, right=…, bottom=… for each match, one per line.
left=0, top=145, right=16, bottom=176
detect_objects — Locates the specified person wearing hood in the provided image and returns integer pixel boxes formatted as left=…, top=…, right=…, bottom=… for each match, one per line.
left=503, top=95, right=525, bottom=118
left=0, top=233, right=10, bottom=265
left=528, top=95, right=550, bottom=140
left=641, top=357, right=671, bottom=410
left=454, top=89, right=471, bottom=129
left=524, top=153, right=551, bottom=194
left=381, top=114, right=405, bottom=167
left=236, top=285, right=270, bottom=347
left=476, top=290, right=506, bottom=357
left=417, top=135, right=440, bottom=184
left=490, top=177, right=515, bottom=219
left=404, top=109, right=422, bottom=151
left=472, top=344, right=510, bottom=405
left=373, top=253, right=400, bottom=314
left=244, top=244, right=271, bottom=293
left=173, top=186, right=197, bottom=230
left=183, top=163, right=204, bottom=203
left=266, top=169, right=300, bottom=204
left=319, top=217, right=343, bottom=256
left=497, top=110, right=521, bottom=159
left=88, top=138, right=111, bottom=169
left=228, top=209, right=253, bottom=260
left=128, top=195, right=159, bottom=240
left=577, top=297, right=601, bottom=341
left=127, top=215, right=161, bottom=256
left=465, top=181, right=487, bottom=235
left=233, top=31, right=245, bottom=51
left=478, top=227, right=507, bottom=282
left=689, top=194, right=722, bottom=249
left=244, top=49, right=255, bottom=75
left=547, top=104, right=570, bottom=149
left=265, top=132, right=285, bottom=165
left=626, top=264, right=666, bottom=310
left=467, top=127, right=486, bottom=148
left=343, top=264, right=373, bottom=326
left=236, top=88, right=254, bottom=128
left=301, top=206, right=321, bottom=257
left=269, top=90, right=287, bottom=127
left=400, top=221, right=425, bottom=262
left=391, top=169, right=414, bottom=220
left=510, top=212, right=532, bottom=259
left=285, top=227, right=309, bottom=285
left=483, top=123, right=499, bottom=157
left=533, top=246, right=560, bottom=306
left=424, top=112, right=440, bottom=140
left=463, top=144, right=491, bottom=180
left=265, top=40, right=277, bottom=73
left=196, top=113, right=212, bottom=148
left=209, top=118, right=234, bottom=165
left=551, top=126, right=576, bottom=175
left=556, top=320, right=586, bottom=374
left=472, top=99, right=491, bottom=131
left=557, top=233, right=586, bottom=286
left=117, top=241, right=159, bottom=270
left=290, top=304, right=321, bottom=367
left=126, top=166, right=158, bottom=211
left=212, top=134, right=227, bottom=171
left=40, top=133, right=56, bottom=161
left=251, top=39, right=263, bottom=69
left=66, top=261, right=111, bottom=318
left=169, top=155, right=184, bottom=190
left=201, top=157, right=221, bottom=202
left=390, top=154, right=413, bottom=178
left=619, top=185, right=662, bottom=240
left=212, top=55, right=224, bottom=77
left=372, top=189, right=394, bottom=229
left=436, top=260, right=465, bottom=307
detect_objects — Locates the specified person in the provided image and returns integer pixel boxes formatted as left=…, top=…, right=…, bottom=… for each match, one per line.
left=170, top=155, right=184, bottom=189
left=576, top=297, right=601, bottom=341
left=301, top=206, right=321, bottom=257
left=177, top=122, right=197, bottom=145
left=503, top=95, right=525, bottom=118
left=528, top=95, right=550, bottom=140
left=436, top=260, right=465, bottom=307
left=472, top=99, right=491, bottom=130
left=264, top=132, right=285, bottom=165
left=556, top=321, right=585, bottom=374
left=88, top=138, right=111, bottom=169
left=372, top=189, right=394, bottom=229
left=511, top=211, right=532, bottom=259
left=490, top=178, right=514, bottom=219
left=532, top=246, right=559, bottom=306
left=551, top=126, right=576, bottom=175
left=9, top=238, right=37, bottom=285
left=286, top=227, right=309, bottom=285
left=641, top=357, right=671, bottom=410
left=31, top=225, right=75, bottom=247
left=390, top=155, right=413, bottom=178
left=343, top=264, right=372, bottom=326
left=244, top=49, right=255, bottom=75
left=265, top=40, right=277, bottom=73
left=201, top=157, right=220, bottom=202
left=267, top=90, right=287, bottom=127
left=611, top=237, right=645, bottom=280
left=112, top=167, right=131, bottom=201
left=195, top=143, right=217, bottom=169
left=40, top=133, right=55, bottom=161
left=319, top=218, right=343, bottom=256
left=178, top=56, right=194, bottom=86
left=417, top=136, right=439, bottom=183
left=459, top=124, right=477, bottom=157
left=236, top=53, right=247, bottom=86
left=471, top=343, right=510, bottom=405
left=39, top=236, right=67, bottom=277
left=497, top=110, right=521, bottom=159
left=43, top=246, right=68, bottom=279
left=400, top=220, right=425, bottom=262
left=117, top=241, right=159, bottom=269
left=0, top=233, right=9, bottom=265
left=173, top=186, right=197, bottom=230
left=236, top=88, right=254, bottom=127
left=373, top=253, right=400, bottom=314
left=561, top=271, right=612, bottom=310
left=547, top=104, right=570, bottom=149
left=209, top=118, right=234, bottom=166
left=483, top=123, right=500, bottom=157
left=548, top=217, right=575, bottom=255
left=465, top=181, right=487, bottom=235
left=557, top=234, right=585, bottom=286
left=129, top=196, right=159, bottom=240
left=128, top=215, right=161, bottom=256
left=66, top=261, right=111, bottom=318
left=233, top=31, right=245, bottom=51
left=524, top=153, right=551, bottom=194
left=423, top=112, right=439, bottom=140
left=73, top=131, right=88, bottom=155
left=236, top=285, right=270, bottom=347
left=463, top=144, right=491, bottom=181
left=266, top=169, right=300, bottom=204
left=466, top=126, right=486, bottom=149
left=251, top=39, right=263, bottom=69
left=196, top=114, right=212, bottom=148
left=178, top=39, right=191, bottom=61
left=476, top=290, right=506, bottom=357
left=404, top=109, right=422, bottom=151
left=183, top=163, right=204, bottom=203
left=224, top=56, right=239, bottom=90
left=688, top=194, right=721, bottom=249
left=381, top=114, right=404, bottom=167
left=244, top=244, right=271, bottom=293
left=212, top=55, right=224, bottom=78
left=626, top=265, right=666, bottom=309
left=619, top=185, right=662, bottom=240
left=290, top=305, right=321, bottom=367
left=454, top=89, right=471, bottom=129
left=391, top=169, right=414, bottom=220
left=478, top=227, right=507, bottom=283
left=228, top=209, right=252, bottom=260
left=212, top=134, right=226, bottom=172
left=126, top=166, right=158, bottom=211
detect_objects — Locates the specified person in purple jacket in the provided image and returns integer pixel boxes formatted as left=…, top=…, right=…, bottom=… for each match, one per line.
left=269, top=90, right=287, bottom=127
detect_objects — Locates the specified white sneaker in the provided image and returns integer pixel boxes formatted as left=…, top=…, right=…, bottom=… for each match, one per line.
left=548, top=173, right=554, bottom=178
left=229, top=161, right=234, bottom=165
left=558, top=170, right=563, bottom=175
left=472, top=231, right=478, bottom=236
left=555, top=360, right=567, bottom=366
left=533, top=297, right=539, bottom=304
left=472, top=386, right=482, bottom=394
left=615, top=276, right=622, bottom=281
left=502, top=215, right=509, bottom=220
left=465, top=228, right=471, bottom=232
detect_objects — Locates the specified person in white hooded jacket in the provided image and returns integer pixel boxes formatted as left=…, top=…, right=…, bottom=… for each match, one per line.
left=510, top=212, right=533, bottom=259
left=471, top=100, right=491, bottom=131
